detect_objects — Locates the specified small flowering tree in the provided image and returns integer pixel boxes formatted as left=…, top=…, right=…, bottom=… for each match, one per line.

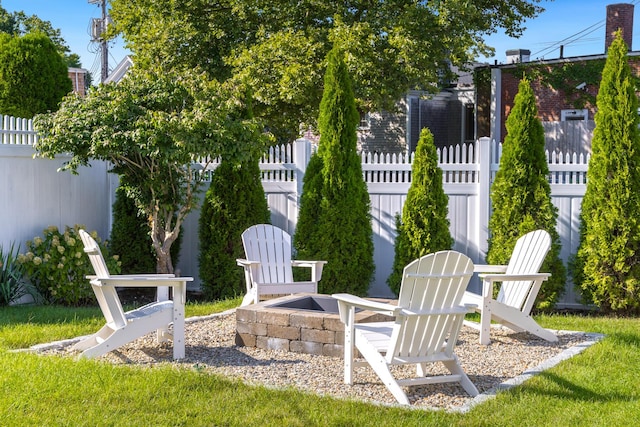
left=34, top=69, right=268, bottom=274
left=18, top=225, right=120, bottom=306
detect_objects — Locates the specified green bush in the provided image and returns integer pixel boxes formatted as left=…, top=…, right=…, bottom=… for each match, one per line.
left=572, top=32, right=640, bottom=314
left=0, top=32, right=72, bottom=118
left=198, top=158, right=271, bottom=300
left=387, top=128, right=453, bottom=295
left=487, top=77, right=566, bottom=311
left=110, top=186, right=182, bottom=274
left=18, top=225, right=121, bottom=306
left=0, top=242, right=41, bottom=306
left=293, top=46, right=374, bottom=296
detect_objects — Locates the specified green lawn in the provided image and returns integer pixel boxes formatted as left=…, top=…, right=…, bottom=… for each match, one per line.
left=1, top=303, right=638, bottom=426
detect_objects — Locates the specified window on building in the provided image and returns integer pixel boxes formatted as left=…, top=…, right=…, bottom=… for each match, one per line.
left=359, top=112, right=371, bottom=130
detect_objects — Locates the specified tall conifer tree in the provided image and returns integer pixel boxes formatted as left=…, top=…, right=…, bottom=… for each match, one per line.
left=487, top=77, right=566, bottom=310
left=387, top=128, right=453, bottom=295
left=198, top=157, right=271, bottom=300
left=572, top=32, right=640, bottom=313
left=294, top=46, right=374, bottom=295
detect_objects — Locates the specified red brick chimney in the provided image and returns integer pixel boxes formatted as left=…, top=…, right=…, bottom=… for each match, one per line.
left=606, top=3, right=634, bottom=51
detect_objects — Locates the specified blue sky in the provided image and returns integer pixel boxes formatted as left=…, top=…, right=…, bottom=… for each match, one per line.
left=481, top=1, right=640, bottom=64
left=2, top=1, right=640, bottom=79
left=1, top=0, right=129, bottom=82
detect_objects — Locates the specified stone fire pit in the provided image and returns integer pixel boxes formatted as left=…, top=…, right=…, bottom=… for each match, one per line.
left=235, top=293, right=395, bottom=357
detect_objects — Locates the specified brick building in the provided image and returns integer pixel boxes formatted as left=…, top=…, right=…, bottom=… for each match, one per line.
left=68, top=67, right=89, bottom=96
left=477, top=3, right=639, bottom=153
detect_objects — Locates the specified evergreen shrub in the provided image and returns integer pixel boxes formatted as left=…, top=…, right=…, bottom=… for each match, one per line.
left=198, top=158, right=271, bottom=301
left=110, top=186, right=182, bottom=274
left=487, top=77, right=566, bottom=311
left=294, top=46, right=374, bottom=296
left=387, top=128, right=453, bottom=295
left=572, top=32, right=640, bottom=314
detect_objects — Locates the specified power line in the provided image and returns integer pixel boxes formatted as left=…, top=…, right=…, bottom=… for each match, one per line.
left=531, top=20, right=605, bottom=58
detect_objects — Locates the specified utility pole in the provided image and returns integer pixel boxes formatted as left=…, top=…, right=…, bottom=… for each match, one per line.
left=89, top=0, right=109, bottom=83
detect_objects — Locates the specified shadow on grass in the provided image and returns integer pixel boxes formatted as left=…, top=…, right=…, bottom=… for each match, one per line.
left=525, top=370, right=638, bottom=403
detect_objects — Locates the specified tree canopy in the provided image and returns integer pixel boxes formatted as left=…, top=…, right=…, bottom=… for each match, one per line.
left=110, top=0, right=544, bottom=142
left=0, top=32, right=72, bottom=118
left=0, top=4, right=80, bottom=67
left=33, top=70, right=270, bottom=274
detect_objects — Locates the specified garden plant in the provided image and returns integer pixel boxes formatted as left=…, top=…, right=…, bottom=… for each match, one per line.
left=572, top=31, right=640, bottom=314
left=487, top=77, right=566, bottom=310
left=110, top=186, right=182, bottom=275
left=387, top=127, right=453, bottom=295
left=199, top=155, right=271, bottom=300
left=34, top=70, right=269, bottom=275
left=294, top=46, right=374, bottom=295
left=18, top=225, right=120, bottom=306
left=0, top=242, right=40, bottom=306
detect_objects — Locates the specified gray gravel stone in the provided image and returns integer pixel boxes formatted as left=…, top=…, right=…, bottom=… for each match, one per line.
left=33, top=310, right=600, bottom=411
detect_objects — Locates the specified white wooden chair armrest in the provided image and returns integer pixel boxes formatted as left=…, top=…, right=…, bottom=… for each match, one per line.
left=292, top=260, right=327, bottom=281
left=96, top=277, right=193, bottom=287
left=473, top=264, right=508, bottom=273
left=86, top=274, right=176, bottom=280
left=332, top=293, right=399, bottom=315
left=479, top=273, right=550, bottom=299
left=236, top=259, right=260, bottom=268
left=479, top=273, right=551, bottom=283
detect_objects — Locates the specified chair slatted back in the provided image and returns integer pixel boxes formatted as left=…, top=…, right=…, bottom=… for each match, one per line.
left=390, top=251, right=473, bottom=361
left=241, top=224, right=294, bottom=284
left=79, top=230, right=127, bottom=330
left=498, top=230, right=551, bottom=311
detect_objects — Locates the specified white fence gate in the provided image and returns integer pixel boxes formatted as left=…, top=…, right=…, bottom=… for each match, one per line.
left=1, top=115, right=588, bottom=307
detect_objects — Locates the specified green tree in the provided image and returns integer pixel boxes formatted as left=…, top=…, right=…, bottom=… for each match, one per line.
left=0, top=5, right=79, bottom=67
left=110, top=186, right=182, bottom=274
left=33, top=69, right=269, bottom=274
left=199, top=157, right=271, bottom=300
left=294, top=46, right=374, bottom=296
left=572, top=32, right=640, bottom=314
left=487, top=77, right=566, bottom=311
left=110, top=0, right=544, bottom=142
left=387, top=128, right=453, bottom=295
left=0, top=32, right=71, bottom=118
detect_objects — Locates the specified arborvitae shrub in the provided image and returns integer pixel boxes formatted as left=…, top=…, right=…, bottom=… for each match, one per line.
left=293, top=46, right=374, bottom=296
left=198, top=158, right=271, bottom=301
left=387, top=128, right=453, bottom=295
left=572, top=32, right=640, bottom=314
left=110, top=186, right=156, bottom=273
left=487, top=77, right=566, bottom=311
left=110, top=186, right=182, bottom=274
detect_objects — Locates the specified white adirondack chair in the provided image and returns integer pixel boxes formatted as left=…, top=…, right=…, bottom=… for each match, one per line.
left=462, top=229, right=557, bottom=345
left=72, top=229, right=193, bottom=359
left=333, top=250, right=479, bottom=405
left=237, top=224, right=327, bottom=306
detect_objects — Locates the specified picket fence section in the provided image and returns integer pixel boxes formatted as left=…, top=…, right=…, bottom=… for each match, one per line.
left=0, top=115, right=39, bottom=145
left=1, top=115, right=587, bottom=306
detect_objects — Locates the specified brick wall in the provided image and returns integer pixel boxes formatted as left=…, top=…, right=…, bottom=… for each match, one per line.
left=68, top=68, right=88, bottom=97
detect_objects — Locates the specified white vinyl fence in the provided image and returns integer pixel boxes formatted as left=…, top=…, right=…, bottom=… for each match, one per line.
left=0, top=115, right=115, bottom=260
left=1, top=115, right=588, bottom=307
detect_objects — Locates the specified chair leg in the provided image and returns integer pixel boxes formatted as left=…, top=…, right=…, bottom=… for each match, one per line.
left=479, top=298, right=492, bottom=345
left=368, top=356, right=410, bottom=405
left=442, top=359, right=479, bottom=397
